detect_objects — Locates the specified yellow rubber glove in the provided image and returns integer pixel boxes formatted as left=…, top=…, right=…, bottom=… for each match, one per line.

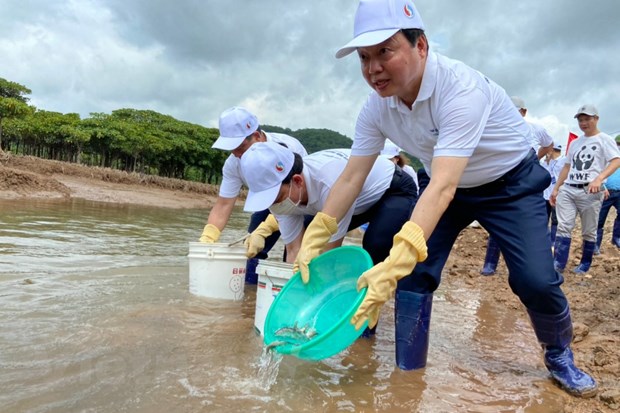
left=293, top=212, right=338, bottom=284
left=199, top=224, right=221, bottom=243
left=244, top=214, right=279, bottom=258
left=351, top=221, right=428, bottom=330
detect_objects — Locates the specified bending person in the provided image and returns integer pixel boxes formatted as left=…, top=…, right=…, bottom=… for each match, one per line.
left=240, top=142, right=418, bottom=335
left=295, top=0, right=597, bottom=397
left=198, top=107, right=307, bottom=283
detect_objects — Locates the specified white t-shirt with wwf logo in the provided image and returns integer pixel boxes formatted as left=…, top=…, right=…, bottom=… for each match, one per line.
left=563, top=132, right=620, bottom=185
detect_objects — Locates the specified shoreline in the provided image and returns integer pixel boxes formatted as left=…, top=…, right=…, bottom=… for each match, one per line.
left=0, top=154, right=222, bottom=209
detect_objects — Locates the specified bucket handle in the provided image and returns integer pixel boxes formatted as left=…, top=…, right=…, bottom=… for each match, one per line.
left=227, top=234, right=249, bottom=247
left=264, top=268, right=291, bottom=286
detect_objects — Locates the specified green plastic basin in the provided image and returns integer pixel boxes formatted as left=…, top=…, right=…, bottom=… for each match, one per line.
left=263, top=246, right=372, bottom=360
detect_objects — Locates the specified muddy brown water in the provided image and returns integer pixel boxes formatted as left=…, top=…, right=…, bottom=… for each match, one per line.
left=0, top=199, right=567, bottom=412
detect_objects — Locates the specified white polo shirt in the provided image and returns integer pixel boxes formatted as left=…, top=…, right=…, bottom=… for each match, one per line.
left=351, top=51, right=532, bottom=188
left=275, top=149, right=395, bottom=243
left=528, top=122, right=554, bottom=152
left=563, top=132, right=620, bottom=185
left=541, top=155, right=566, bottom=200
left=219, top=132, right=308, bottom=198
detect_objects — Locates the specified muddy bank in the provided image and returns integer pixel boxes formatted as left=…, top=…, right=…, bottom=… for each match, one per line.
left=0, top=153, right=221, bottom=209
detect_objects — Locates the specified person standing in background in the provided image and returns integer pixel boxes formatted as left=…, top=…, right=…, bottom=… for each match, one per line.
left=595, top=139, right=620, bottom=253
left=381, top=140, right=419, bottom=194
left=511, top=96, right=554, bottom=160
left=550, top=104, right=620, bottom=274
left=480, top=96, right=554, bottom=275
left=542, top=143, right=566, bottom=246
left=198, top=107, right=308, bottom=283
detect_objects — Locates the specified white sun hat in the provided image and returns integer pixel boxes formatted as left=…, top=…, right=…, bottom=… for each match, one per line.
left=212, top=106, right=259, bottom=150
left=510, top=96, right=526, bottom=110
left=380, top=141, right=401, bottom=158
left=335, top=0, right=425, bottom=59
left=240, top=141, right=295, bottom=212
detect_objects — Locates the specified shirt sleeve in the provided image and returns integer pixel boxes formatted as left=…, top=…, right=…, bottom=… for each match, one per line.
left=218, top=156, right=244, bottom=198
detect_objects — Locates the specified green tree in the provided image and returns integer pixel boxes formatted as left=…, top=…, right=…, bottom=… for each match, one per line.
left=262, top=125, right=352, bottom=153
left=0, top=78, right=33, bottom=152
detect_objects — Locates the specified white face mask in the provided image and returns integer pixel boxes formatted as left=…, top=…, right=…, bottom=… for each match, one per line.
left=269, top=183, right=303, bottom=215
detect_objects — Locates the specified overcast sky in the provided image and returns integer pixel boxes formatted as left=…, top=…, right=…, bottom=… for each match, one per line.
left=2, top=0, right=619, bottom=148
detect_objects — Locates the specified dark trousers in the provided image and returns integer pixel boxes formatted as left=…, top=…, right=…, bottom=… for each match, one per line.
left=546, top=200, right=558, bottom=226
left=398, top=151, right=568, bottom=315
left=597, top=189, right=620, bottom=232
left=349, top=167, right=418, bottom=265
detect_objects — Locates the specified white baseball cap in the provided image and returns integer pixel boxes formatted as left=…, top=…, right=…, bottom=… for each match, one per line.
left=240, top=142, right=295, bottom=212
left=553, top=142, right=562, bottom=151
left=212, top=107, right=259, bottom=150
left=335, top=0, right=425, bottom=59
left=511, top=96, right=526, bottom=110
left=574, top=104, right=599, bottom=118
left=380, top=141, right=401, bottom=158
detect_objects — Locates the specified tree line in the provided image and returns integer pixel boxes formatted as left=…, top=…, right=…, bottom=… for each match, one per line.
left=0, top=77, right=355, bottom=184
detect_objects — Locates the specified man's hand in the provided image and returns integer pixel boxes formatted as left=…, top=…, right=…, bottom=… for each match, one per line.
left=293, top=212, right=338, bottom=283
left=245, top=214, right=279, bottom=258
left=199, top=224, right=221, bottom=243
left=351, top=221, right=427, bottom=330
left=549, top=189, right=559, bottom=207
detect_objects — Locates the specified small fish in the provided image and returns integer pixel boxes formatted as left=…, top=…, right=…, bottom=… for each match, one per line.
left=273, top=322, right=319, bottom=345
left=266, top=341, right=287, bottom=352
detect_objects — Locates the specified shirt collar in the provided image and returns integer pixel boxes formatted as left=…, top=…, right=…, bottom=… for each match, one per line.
left=388, top=50, right=438, bottom=111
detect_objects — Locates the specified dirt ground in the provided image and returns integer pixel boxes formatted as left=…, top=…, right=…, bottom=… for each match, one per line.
left=1, top=154, right=618, bottom=412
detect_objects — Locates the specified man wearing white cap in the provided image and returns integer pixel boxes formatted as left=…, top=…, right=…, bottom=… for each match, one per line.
left=294, top=0, right=598, bottom=397
left=511, top=96, right=554, bottom=160
left=198, top=107, right=307, bottom=284
left=480, top=96, right=554, bottom=275
left=550, top=104, right=620, bottom=275
left=240, top=141, right=418, bottom=337
left=381, top=140, right=419, bottom=194
left=542, top=143, right=567, bottom=245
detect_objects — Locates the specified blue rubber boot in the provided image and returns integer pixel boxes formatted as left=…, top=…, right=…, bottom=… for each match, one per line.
left=480, top=237, right=501, bottom=276
left=613, top=219, right=620, bottom=248
left=394, top=290, right=433, bottom=370
left=245, top=258, right=259, bottom=284
left=527, top=306, right=597, bottom=398
left=553, top=236, right=571, bottom=274
left=574, top=241, right=596, bottom=274
left=594, top=228, right=603, bottom=255
left=550, top=224, right=558, bottom=246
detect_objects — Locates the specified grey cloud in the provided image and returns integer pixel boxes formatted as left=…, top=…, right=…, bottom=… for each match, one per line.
left=1, top=0, right=618, bottom=137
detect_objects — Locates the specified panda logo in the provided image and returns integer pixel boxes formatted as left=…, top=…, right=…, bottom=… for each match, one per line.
left=573, top=145, right=597, bottom=171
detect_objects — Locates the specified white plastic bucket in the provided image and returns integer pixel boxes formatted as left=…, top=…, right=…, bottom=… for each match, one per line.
left=188, top=242, right=247, bottom=301
left=254, top=260, right=294, bottom=335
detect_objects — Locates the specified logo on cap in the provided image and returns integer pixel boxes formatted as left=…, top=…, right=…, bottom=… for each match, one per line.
left=275, top=162, right=285, bottom=172
left=404, top=3, right=414, bottom=18
left=245, top=122, right=252, bottom=130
